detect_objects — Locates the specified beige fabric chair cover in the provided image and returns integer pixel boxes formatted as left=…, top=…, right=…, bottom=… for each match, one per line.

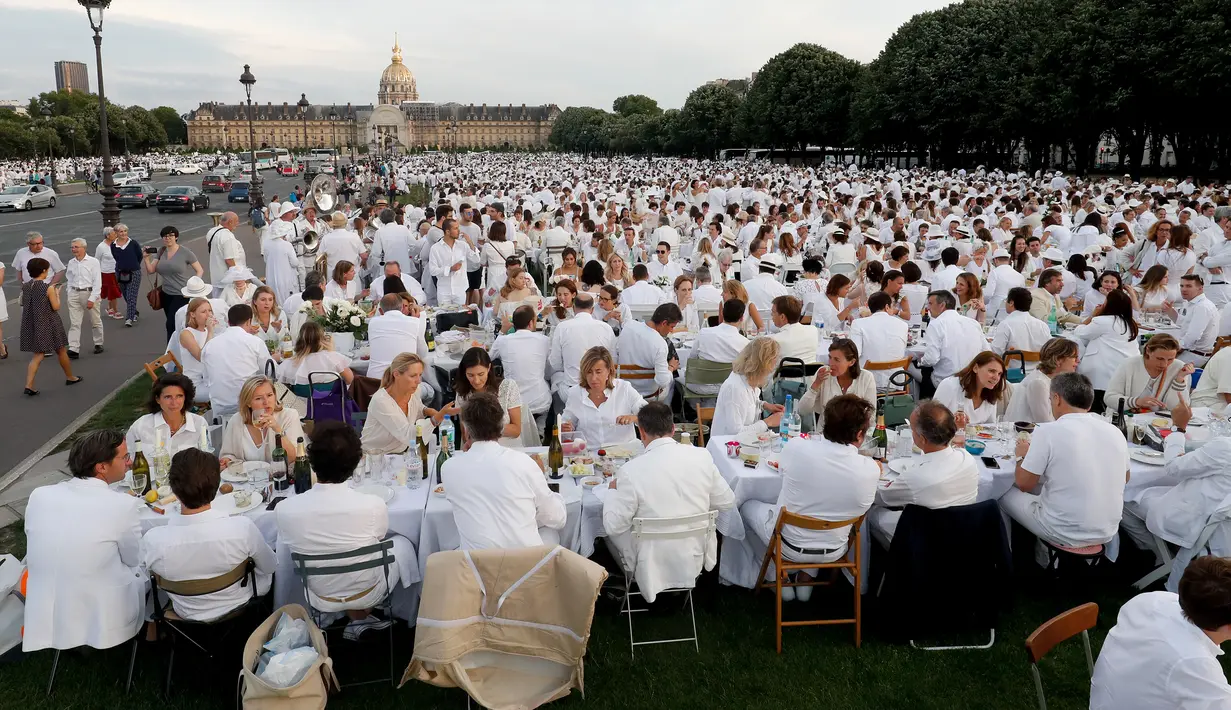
left=402, top=545, right=607, bottom=710
left=239, top=604, right=338, bottom=710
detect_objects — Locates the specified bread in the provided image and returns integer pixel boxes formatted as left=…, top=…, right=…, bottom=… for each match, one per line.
left=219, top=483, right=234, bottom=494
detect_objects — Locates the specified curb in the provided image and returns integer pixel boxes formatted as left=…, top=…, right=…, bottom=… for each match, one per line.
left=0, top=370, right=143, bottom=495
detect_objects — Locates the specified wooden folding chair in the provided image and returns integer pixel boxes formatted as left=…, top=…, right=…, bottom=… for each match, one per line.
left=144, top=352, right=181, bottom=382
left=617, top=363, right=657, bottom=383
left=681, top=358, right=731, bottom=446
left=865, top=357, right=911, bottom=392
left=1024, top=603, right=1098, bottom=710
left=755, top=508, right=865, bottom=652
left=1215, top=335, right=1231, bottom=355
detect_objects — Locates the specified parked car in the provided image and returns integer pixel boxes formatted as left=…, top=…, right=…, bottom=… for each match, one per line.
left=116, top=183, right=160, bottom=208
left=0, top=184, right=56, bottom=211
left=227, top=181, right=250, bottom=203
left=111, top=172, right=140, bottom=187
left=132, top=166, right=151, bottom=180
left=201, top=174, right=231, bottom=193
left=278, top=164, right=298, bottom=177
left=156, top=186, right=210, bottom=213
left=169, top=163, right=203, bottom=176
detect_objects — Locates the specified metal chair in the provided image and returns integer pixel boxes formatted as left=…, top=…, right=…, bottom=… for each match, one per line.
left=151, top=558, right=265, bottom=697
left=620, top=511, right=717, bottom=658
left=1024, top=603, right=1098, bottom=710
left=290, top=540, right=398, bottom=688
left=144, top=351, right=181, bottom=381
left=755, top=508, right=866, bottom=652
left=46, top=635, right=139, bottom=696
left=1131, top=532, right=1175, bottom=590
left=681, top=358, right=732, bottom=446
left=629, top=303, right=660, bottom=323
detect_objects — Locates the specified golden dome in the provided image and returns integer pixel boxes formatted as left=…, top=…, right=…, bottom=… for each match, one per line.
left=380, top=34, right=414, bottom=84
left=378, top=33, right=419, bottom=104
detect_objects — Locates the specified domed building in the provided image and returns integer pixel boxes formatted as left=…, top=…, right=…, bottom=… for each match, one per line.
left=378, top=35, right=419, bottom=105
left=186, top=33, right=560, bottom=153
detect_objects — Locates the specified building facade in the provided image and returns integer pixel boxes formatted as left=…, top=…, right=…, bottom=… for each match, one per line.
left=186, top=37, right=559, bottom=153
left=54, top=61, right=90, bottom=94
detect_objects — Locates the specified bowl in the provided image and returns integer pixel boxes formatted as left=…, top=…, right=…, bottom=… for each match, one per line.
left=1013, top=421, right=1036, bottom=434
left=964, top=440, right=987, bottom=456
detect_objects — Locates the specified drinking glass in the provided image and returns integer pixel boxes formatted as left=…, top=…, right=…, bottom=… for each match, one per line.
left=131, top=473, right=148, bottom=494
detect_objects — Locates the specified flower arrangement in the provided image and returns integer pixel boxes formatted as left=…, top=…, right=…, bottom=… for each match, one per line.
left=302, top=298, right=368, bottom=340
left=652, top=275, right=670, bottom=288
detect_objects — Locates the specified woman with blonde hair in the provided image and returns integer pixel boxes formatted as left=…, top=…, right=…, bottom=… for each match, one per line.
left=561, top=346, right=646, bottom=447
left=1103, top=333, right=1193, bottom=413
left=362, top=352, right=427, bottom=454
left=596, top=238, right=615, bottom=265
left=723, top=279, right=765, bottom=333
left=954, top=272, right=986, bottom=324
left=1004, top=338, right=1080, bottom=423
left=604, top=253, right=633, bottom=289
left=178, top=297, right=216, bottom=400
left=277, top=320, right=354, bottom=386
left=249, top=285, right=285, bottom=345
left=689, top=237, right=720, bottom=276
left=710, top=336, right=786, bottom=438
left=933, top=351, right=1007, bottom=426
left=219, top=375, right=305, bottom=469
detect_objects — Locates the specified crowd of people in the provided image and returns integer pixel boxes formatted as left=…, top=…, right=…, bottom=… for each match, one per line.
left=12, top=152, right=1231, bottom=702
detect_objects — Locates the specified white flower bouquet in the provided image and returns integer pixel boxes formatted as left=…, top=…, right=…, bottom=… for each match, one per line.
left=652, top=275, right=670, bottom=288
left=304, top=297, right=369, bottom=340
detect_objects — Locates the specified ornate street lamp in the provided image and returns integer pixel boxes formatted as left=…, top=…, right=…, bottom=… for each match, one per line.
left=78, top=0, right=118, bottom=226
left=239, top=64, right=262, bottom=208
left=328, top=109, right=338, bottom=166
left=69, top=127, right=77, bottom=162
left=120, top=116, right=129, bottom=157
left=40, top=106, right=56, bottom=187
left=297, top=93, right=309, bottom=151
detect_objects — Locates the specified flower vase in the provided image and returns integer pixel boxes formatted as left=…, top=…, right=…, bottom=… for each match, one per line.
left=328, top=331, right=355, bottom=355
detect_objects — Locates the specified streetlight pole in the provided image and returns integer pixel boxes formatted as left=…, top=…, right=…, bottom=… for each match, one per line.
left=239, top=64, right=262, bottom=210
left=40, top=106, right=56, bottom=187
left=328, top=109, right=338, bottom=168
left=120, top=116, right=128, bottom=158
left=297, top=93, right=309, bottom=153
left=79, top=0, right=118, bottom=226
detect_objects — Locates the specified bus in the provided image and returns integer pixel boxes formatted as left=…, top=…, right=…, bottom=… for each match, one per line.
left=238, top=150, right=277, bottom=170
left=274, top=147, right=291, bottom=166
left=309, top=148, right=338, bottom=161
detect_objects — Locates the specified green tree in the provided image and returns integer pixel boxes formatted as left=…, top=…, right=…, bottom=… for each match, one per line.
left=679, top=84, right=742, bottom=158
left=152, top=106, right=187, bottom=144
left=741, top=43, right=863, bottom=153
left=612, top=95, right=661, bottom=118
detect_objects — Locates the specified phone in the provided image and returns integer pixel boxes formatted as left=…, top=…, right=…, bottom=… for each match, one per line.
left=981, top=456, right=1000, bottom=469
left=547, top=482, right=560, bottom=494
left=144, top=246, right=159, bottom=255
left=265, top=496, right=287, bottom=511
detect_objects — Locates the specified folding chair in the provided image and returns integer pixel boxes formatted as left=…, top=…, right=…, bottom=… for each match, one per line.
left=151, top=558, right=265, bottom=697
left=829, top=262, right=857, bottom=278
left=144, top=352, right=181, bottom=381
left=681, top=358, right=732, bottom=446
left=1024, top=603, right=1098, bottom=710
left=1003, top=349, right=1040, bottom=384
left=629, top=304, right=659, bottom=323
left=1214, top=335, right=1231, bottom=356
left=621, top=511, right=717, bottom=659
left=46, top=635, right=139, bottom=697
left=1131, top=532, right=1174, bottom=590
left=290, top=540, right=398, bottom=688
left=755, top=509, right=865, bottom=652
left=618, top=363, right=658, bottom=391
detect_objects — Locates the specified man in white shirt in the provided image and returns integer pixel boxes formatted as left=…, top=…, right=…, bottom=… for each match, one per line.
left=745, top=254, right=790, bottom=322
left=617, top=303, right=681, bottom=401
left=64, top=238, right=104, bottom=359
left=742, top=238, right=767, bottom=283
left=1166, top=275, right=1220, bottom=366
left=646, top=241, right=684, bottom=283
left=1090, top=557, right=1231, bottom=710
left=693, top=265, right=723, bottom=313
left=1191, top=347, right=1231, bottom=410
left=205, top=212, right=245, bottom=294
left=142, top=449, right=275, bottom=621
left=201, top=304, right=273, bottom=420
left=549, top=293, right=616, bottom=399
left=428, top=218, right=479, bottom=306
left=984, top=248, right=1025, bottom=321
left=990, top=287, right=1053, bottom=355
left=603, top=402, right=735, bottom=602
left=740, top=395, right=880, bottom=601
left=95, top=226, right=120, bottom=318
left=621, top=264, right=667, bottom=306
left=696, top=299, right=750, bottom=364
left=870, top=401, right=978, bottom=546
left=770, top=295, right=817, bottom=364
left=490, top=305, right=552, bottom=416
left=366, top=294, right=429, bottom=382
left=369, top=208, right=415, bottom=279
left=1001, top=373, right=1128, bottom=557
left=318, top=216, right=368, bottom=277
left=276, top=422, right=416, bottom=640
left=929, top=247, right=965, bottom=295
left=651, top=216, right=681, bottom=253
left=369, top=260, right=426, bottom=304
left=12, top=230, right=65, bottom=286
left=23, top=430, right=147, bottom=653
left=1199, top=214, right=1231, bottom=308
left=910, top=290, right=990, bottom=390
left=443, top=392, right=566, bottom=549
left=848, top=292, right=909, bottom=388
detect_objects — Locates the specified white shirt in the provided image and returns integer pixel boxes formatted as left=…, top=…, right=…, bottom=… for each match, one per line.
left=371, top=271, right=426, bottom=305
left=318, top=229, right=367, bottom=275
left=990, top=309, right=1052, bottom=355
left=848, top=311, right=909, bottom=387
left=918, top=309, right=991, bottom=383
left=277, top=349, right=350, bottom=386
left=562, top=379, right=646, bottom=447
left=429, top=237, right=479, bottom=302
left=603, top=438, right=736, bottom=602
left=489, top=329, right=552, bottom=415
left=694, top=283, right=723, bottom=312
left=616, top=320, right=671, bottom=397
left=65, top=255, right=102, bottom=302
left=875, top=446, right=979, bottom=538
left=11, top=246, right=65, bottom=284
left=442, top=441, right=566, bottom=550
left=366, top=311, right=427, bottom=382
left=369, top=223, right=415, bottom=275
left=205, top=226, right=245, bottom=287
left=141, top=508, right=275, bottom=621
left=1176, top=293, right=1219, bottom=353
left=741, top=254, right=761, bottom=281
left=1191, top=348, right=1231, bottom=410
left=621, top=280, right=667, bottom=306
left=745, top=273, right=790, bottom=316
left=361, top=387, right=424, bottom=455
left=125, top=411, right=210, bottom=459
left=1142, top=436, right=1231, bottom=549
left=930, top=264, right=964, bottom=294
left=774, top=437, right=880, bottom=553
left=695, top=322, right=749, bottom=363
left=711, top=373, right=769, bottom=439
left=324, top=278, right=359, bottom=302
left=1021, top=412, right=1129, bottom=545
left=94, top=240, right=117, bottom=274
left=1091, top=592, right=1231, bottom=710
left=1074, top=315, right=1141, bottom=391
left=771, top=322, right=819, bottom=364
left=1003, top=368, right=1055, bottom=424
left=201, top=328, right=272, bottom=418
left=932, top=375, right=999, bottom=424
left=646, top=257, right=684, bottom=283
left=549, top=312, right=616, bottom=392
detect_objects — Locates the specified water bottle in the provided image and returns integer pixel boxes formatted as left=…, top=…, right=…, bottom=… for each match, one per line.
left=788, top=406, right=802, bottom=440
left=778, top=394, right=794, bottom=449
left=439, top=415, right=455, bottom=452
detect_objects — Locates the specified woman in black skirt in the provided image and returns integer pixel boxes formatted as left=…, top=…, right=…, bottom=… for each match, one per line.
left=21, top=258, right=81, bottom=395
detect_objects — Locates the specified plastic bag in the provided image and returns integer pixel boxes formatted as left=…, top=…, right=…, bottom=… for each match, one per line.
left=262, top=613, right=309, bottom=655
left=257, top=647, right=320, bottom=688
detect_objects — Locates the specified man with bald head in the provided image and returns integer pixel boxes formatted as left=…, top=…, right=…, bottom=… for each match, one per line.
left=205, top=211, right=246, bottom=296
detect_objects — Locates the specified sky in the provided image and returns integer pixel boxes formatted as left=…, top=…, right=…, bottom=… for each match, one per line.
left=0, top=0, right=953, bottom=115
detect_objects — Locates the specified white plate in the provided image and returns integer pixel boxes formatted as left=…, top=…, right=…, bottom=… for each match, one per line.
left=354, top=483, right=395, bottom=503
left=579, top=476, right=604, bottom=489
left=886, top=457, right=918, bottom=475
left=1129, top=448, right=1167, bottom=466
left=213, top=490, right=264, bottom=515
left=568, top=463, right=595, bottom=478
left=221, top=468, right=249, bottom=483
left=431, top=485, right=447, bottom=498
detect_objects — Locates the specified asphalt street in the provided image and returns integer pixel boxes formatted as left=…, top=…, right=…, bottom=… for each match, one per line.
left=0, top=169, right=306, bottom=474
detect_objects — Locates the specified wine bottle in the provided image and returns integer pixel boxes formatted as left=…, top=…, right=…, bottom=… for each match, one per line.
left=293, top=437, right=312, bottom=493
left=417, top=423, right=429, bottom=480
left=272, top=434, right=289, bottom=491
left=1115, top=397, right=1128, bottom=439
left=874, top=402, right=888, bottom=461
left=435, top=431, right=451, bottom=485
left=131, top=439, right=151, bottom=496
left=548, top=424, right=564, bottom=479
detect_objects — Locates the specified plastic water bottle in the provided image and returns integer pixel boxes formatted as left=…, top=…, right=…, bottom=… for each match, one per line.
left=778, top=395, right=794, bottom=449
left=439, top=415, right=455, bottom=451
left=788, top=405, right=802, bottom=440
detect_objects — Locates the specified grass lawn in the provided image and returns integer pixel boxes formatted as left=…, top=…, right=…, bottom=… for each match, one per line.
left=51, top=374, right=150, bottom=455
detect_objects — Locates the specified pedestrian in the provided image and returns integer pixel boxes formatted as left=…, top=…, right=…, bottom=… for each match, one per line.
left=64, top=238, right=104, bottom=359
left=21, top=258, right=80, bottom=395
left=96, top=226, right=123, bottom=319
left=143, top=225, right=203, bottom=343
left=110, top=224, right=143, bottom=325
left=0, top=260, right=8, bottom=359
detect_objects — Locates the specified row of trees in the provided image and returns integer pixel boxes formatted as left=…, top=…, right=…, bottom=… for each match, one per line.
left=550, top=0, right=1231, bottom=176
left=0, top=90, right=187, bottom=160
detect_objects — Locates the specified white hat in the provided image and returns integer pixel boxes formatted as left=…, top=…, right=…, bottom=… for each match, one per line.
left=278, top=202, right=300, bottom=218
left=955, top=224, right=974, bottom=237
left=758, top=252, right=784, bottom=271
left=181, top=275, right=212, bottom=298
left=924, top=224, right=945, bottom=239
left=992, top=248, right=1011, bottom=260
left=221, top=265, right=258, bottom=284
left=922, top=242, right=944, bottom=260
left=1042, top=247, right=1066, bottom=263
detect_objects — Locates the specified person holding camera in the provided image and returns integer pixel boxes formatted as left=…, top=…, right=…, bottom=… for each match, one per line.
left=143, top=225, right=203, bottom=342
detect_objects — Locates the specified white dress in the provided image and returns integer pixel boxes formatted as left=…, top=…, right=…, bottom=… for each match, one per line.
left=180, top=327, right=209, bottom=400
left=277, top=350, right=350, bottom=386
left=456, top=379, right=535, bottom=448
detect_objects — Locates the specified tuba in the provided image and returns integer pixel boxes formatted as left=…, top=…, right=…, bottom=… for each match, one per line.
left=306, top=173, right=338, bottom=214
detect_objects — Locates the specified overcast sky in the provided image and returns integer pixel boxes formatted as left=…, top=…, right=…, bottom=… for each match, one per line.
left=0, top=0, right=952, bottom=115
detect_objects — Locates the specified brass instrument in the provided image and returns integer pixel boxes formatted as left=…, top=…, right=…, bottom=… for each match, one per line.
left=305, top=173, right=338, bottom=214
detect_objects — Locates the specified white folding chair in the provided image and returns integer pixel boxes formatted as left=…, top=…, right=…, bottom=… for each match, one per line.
left=829, top=262, right=857, bottom=278
left=629, top=303, right=659, bottom=323
left=1132, top=533, right=1175, bottom=590
left=621, top=510, right=718, bottom=658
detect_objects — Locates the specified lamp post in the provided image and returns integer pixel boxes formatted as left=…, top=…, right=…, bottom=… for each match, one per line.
left=120, top=116, right=129, bottom=158
left=40, top=106, right=56, bottom=187
left=69, top=127, right=77, bottom=164
left=239, top=64, right=262, bottom=209
left=297, top=93, right=309, bottom=152
left=78, top=0, right=118, bottom=226
left=328, top=109, right=338, bottom=167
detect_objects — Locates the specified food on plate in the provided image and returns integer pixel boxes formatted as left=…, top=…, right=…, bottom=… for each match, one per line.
left=219, top=483, right=234, bottom=494
left=580, top=456, right=594, bottom=466
left=569, top=463, right=590, bottom=476
left=583, top=478, right=602, bottom=487
left=604, top=445, right=634, bottom=458
left=434, top=486, right=445, bottom=494
left=143, top=489, right=159, bottom=504
left=157, top=493, right=178, bottom=506
left=1152, top=418, right=1169, bottom=427
left=157, top=485, right=172, bottom=498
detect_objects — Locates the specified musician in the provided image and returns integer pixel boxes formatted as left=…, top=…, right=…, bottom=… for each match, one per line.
left=295, top=205, right=329, bottom=241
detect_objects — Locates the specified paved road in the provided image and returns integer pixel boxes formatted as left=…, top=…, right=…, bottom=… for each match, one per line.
left=0, top=170, right=305, bottom=475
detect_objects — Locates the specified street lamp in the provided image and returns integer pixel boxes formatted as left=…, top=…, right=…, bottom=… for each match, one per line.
left=297, top=93, right=309, bottom=152
left=120, top=116, right=129, bottom=158
left=79, top=0, right=119, bottom=226
left=239, top=64, right=262, bottom=209
left=69, top=127, right=77, bottom=163
left=40, top=106, right=56, bottom=187
left=328, top=109, right=338, bottom=166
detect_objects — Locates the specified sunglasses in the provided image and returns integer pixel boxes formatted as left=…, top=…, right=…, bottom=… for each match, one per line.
left=657, top=250, right=668, bottom=255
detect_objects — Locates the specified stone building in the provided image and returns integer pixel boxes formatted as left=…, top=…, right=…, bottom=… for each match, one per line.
left=186, top=36, right=560, bottom=153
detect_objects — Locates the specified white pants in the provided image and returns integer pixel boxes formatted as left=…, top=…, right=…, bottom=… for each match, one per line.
left=1179, top=351, right=1210, bottom=368
left=742, top=499, right=846, bottom=580
left=1000, top=487, right=1112, bottom=550
left=67, top=289, right=103, bottom=350
left=437, top=293, right=464, bottom=307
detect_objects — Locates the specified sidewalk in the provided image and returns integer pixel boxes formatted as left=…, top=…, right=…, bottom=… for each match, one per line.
left=0, top=451, right=69, bottom=527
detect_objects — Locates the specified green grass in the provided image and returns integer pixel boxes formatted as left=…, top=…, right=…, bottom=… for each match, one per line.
left=51, top=374, right=150, bottom=455
left=395, top=185, right=431, bottom=209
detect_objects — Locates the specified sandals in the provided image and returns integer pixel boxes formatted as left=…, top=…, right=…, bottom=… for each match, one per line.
left=24, top=388, right=39, bottom=396
left=66, top=377, right=83, bottom=385
left=0, top=344, right=7, bottom=359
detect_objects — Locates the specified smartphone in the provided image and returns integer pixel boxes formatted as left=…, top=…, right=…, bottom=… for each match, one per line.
left=265, top=496, right=287, bottom=511
left=981, top=456, right=1000, bottom=469
left=144, top=246, right=159, bottom=255
left=547, top=482, right=560, bottom=494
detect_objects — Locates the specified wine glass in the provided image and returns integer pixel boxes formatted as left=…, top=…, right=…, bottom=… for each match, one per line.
left=131, top=472, right=148, bottom=495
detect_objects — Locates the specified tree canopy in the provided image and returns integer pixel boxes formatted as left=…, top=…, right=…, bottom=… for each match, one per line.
left=0, top=90, right=178, bottom=159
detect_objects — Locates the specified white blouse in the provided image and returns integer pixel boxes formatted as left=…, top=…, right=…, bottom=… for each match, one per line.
left=710, top=373, right=769, bottom=439
left=125, top=411, right=211, bottom=459
left=1003, top=369, right=1054, bottom=424
left=798, top=369, right=877, bottom=429
left=219, top=409, right=306, bottom=464
left=324, top=278, right=359, bottom=302
left=933, top=375, right=999, bottom=425
left=361, top=387, right=425, bottom=455
left=277, top=350, right=350, bottom=386
left=221, top=283, right=256, bottom=308
left=562, top=379, right=647, bottom=448
left=180, top=327, right=209, bottom=394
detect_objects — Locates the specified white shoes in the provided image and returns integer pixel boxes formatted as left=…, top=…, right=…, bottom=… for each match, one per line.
left=780, top=584, right=796, bottom=602
left=795, top=580, right=813, bottom=602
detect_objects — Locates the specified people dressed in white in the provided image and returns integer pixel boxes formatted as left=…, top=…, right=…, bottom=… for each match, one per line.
left=989, top=288, right=1052, bottom=355
left=710, top=337, right=784, bottom=439
left=615, top=315, right=674, bottom=401
left=318, top=222, right=368, bottom=277
left=201, top=307, right=273, bottom=420
left=621, top=273, right=668, bottom=307
left=262, top=230, right=301, bottom=308
left=548, top=296, right=616, bottom=398
left=912, top=292, right=991, bottom=387
left=1191, top=347, right=1231, bottom=410
left=1003, top=338, right=1081, bottom=424
left=848, top=294, right=909, bottom=388
left=489, top=308, right=552, bottom=416
left=745, top=256, right=791, bottom=320
left=561, top=350, right=647, bottom=447
left=428, top=219, right=479, bottom=306
left=1103, top=338, right=1193, bottom=413
left=366, top=295, right=429, bottom=382
left=64, top=238, right=103, bottom=355
left=205, top=213, right=246, bottom=292
left=1167, top=277, right=1220, bottom=365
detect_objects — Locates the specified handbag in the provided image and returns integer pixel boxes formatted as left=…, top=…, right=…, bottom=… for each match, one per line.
left=881, top=370, right=916, bottom=429
left=116, top=270, right=133, bottom=285
left=769, top=357, right=808, bottom=405
left=1003, top=350, right=1027, bottom=384
left=146, top=275, right=163, bottom=311
left=238, top=604, right=337, bottom=710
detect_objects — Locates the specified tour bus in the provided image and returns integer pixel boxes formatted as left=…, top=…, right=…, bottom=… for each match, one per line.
left=238, top=150, right=277, bottom=170
left=274, top=147, right=291, bottom=166
left=309, top=148, right=339, bottom=161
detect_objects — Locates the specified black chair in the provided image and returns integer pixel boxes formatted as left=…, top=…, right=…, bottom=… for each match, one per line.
left=435, top=309, right=479, bottom=334
left=876, top=500, right=1013, bottom=649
